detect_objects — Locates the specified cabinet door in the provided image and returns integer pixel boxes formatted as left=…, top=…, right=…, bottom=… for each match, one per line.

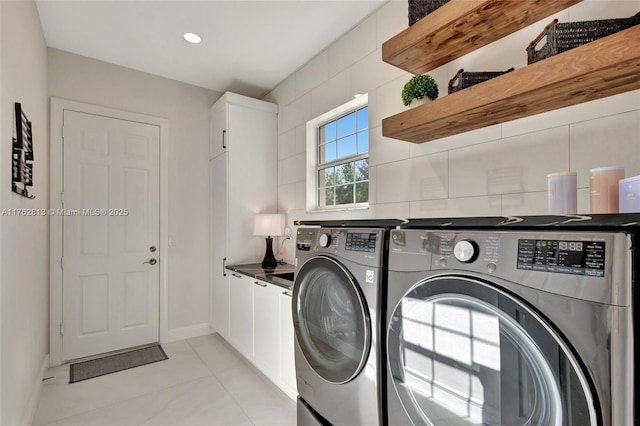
left=226, top=102, right=277, bottom=263
left=209, top=98, right=227, bottom=159
left=210, top=154, right=229, bottom=336
left=253, top=279, right=281, bottom=379
left=212, top=275, right=230, bottom=340
left=228, top=273, right=253, bottom=358
left=279, top=289, right=296, bottom=399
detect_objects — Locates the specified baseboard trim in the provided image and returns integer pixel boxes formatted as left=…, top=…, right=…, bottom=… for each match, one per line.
left=21, top=354, right=49, bottom=426
left=164, top=322, right=211, bottom=343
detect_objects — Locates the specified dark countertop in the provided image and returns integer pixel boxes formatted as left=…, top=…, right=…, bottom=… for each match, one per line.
left=226, top=263, right=295, bottom=290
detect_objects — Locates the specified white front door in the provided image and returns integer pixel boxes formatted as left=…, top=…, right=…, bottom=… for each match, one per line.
left=62, top=110, right=160, bottom=361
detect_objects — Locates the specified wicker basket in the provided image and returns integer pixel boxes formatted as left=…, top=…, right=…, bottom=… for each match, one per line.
left=408, top=0, right=450, bottom=26
left=448, top=68, right=515, bottom=94
left=527, top=12, right=640, bottom=64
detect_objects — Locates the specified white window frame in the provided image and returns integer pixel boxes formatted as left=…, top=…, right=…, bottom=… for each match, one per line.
left=306, top=94, right=369, bottom=212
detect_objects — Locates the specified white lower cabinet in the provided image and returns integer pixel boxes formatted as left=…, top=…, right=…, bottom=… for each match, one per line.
left=253, top=279, right=280, bottom=375
left=228, top=273, right=253, bottom=359
left=226, top=272, right=296, bottom=400
left=279, top=289, right=297, bottom=398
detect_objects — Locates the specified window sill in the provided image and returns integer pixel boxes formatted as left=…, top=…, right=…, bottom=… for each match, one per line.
left=307, top=204, right=370, bottom=214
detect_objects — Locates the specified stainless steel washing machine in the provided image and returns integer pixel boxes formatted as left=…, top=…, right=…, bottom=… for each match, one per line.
left=386, top=228, right=635, bottom=425
left=293, top=227, right=386, bottom=426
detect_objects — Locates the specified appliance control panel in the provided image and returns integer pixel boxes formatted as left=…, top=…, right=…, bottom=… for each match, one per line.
left=296, top=227, right=385, bottom=267
left=389, top=229, right=628, bottom=306
left=389, top=230, right=613, bottom=278
left=345, top=232, right=377, bottom=253
left=516, top=239, right=605, bottom=277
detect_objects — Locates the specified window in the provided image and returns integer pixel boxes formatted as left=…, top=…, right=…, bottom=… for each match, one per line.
left=306, top=95, right=369, bottom=211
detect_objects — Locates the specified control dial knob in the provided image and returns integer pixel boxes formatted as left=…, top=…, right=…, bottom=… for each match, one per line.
left=454, top=240, right=479, bottom=263
left=318, top=233, right=332, bottom=248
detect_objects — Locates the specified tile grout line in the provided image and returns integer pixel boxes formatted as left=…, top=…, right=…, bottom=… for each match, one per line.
left=186, top=336, right=258, bottom=426
left=37, top=340, right=214, bottom=426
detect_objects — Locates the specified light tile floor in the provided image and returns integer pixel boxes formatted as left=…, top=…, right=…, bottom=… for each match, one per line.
left=34, top=334, right=296, bottom=426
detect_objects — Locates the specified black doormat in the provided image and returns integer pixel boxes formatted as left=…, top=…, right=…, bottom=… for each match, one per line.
left=69, top=344, right=168, bottom=383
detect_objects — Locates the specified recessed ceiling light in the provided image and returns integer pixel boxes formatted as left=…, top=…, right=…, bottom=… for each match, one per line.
left=183, top=33, right=202, bottom=44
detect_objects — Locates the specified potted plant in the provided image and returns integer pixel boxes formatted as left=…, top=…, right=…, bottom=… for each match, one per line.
left=402, top=74, right=439, bottom=107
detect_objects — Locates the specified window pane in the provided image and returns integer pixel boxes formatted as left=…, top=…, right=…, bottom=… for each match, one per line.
left=357, top=130, right=369, bottom=154
left=319, top=167, right=335, bottom=187
left=335, top=163, right=355, bottom=185
left=320, top=142, right=336, bottom=164
left=337, top=113, right=356, bottom=138
left=355, top=159, right=368, bottom=181
left=355, top=182, right=369, bottom=203
left=337, top=135, right=357, bottom=159
left=335, top=185, right=354, bottom=205
left=357, top=107, right=368, bottom=131
left=312, top=100, right=368, bottom=209
left=323, top=121, right=337, bottom=143
left=319, top=187, right=335, bottom=207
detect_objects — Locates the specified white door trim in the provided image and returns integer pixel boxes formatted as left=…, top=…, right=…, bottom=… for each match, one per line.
left=49, top=98, right=170, bottom=367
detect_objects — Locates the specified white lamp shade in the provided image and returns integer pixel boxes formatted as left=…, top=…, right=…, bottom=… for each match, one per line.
left=253, top=214, right=284, bottom=237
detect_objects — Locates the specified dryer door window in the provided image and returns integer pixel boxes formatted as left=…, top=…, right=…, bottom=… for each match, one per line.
left=387, top=276, right=598, bottom=426
left=293, top=256, right=370, bottom=384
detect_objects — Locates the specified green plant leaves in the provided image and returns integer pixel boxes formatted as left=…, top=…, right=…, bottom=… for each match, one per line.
left=401, top=75, right=439, bottom=106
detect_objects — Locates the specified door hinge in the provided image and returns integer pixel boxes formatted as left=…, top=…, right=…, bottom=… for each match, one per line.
left=60, top=191, right=65, bottom=205
left=60, top=257, right=64, bottom=269
left=59, top=323, right=64, bottom=336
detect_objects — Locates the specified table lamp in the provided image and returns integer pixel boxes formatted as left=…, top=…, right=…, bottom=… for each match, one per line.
left=254, top=214, right=284, bottom=269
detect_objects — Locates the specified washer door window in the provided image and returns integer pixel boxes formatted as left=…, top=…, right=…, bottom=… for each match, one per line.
left=293, top=256, right=370, bottom=384
left=388, top=276, right=598, bottom=426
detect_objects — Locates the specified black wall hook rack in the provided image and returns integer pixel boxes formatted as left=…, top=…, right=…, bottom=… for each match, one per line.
left=12, top=102, right=35, bottom=199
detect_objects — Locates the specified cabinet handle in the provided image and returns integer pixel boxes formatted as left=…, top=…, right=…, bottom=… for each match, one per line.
left=222, top=130, right=227, bottom=149
left=282, top=290, right=292, bottom=297
left=222, top=257, right=227, bottom=277
left=254, top=281, right=267, bottom=287
left=231, top=273, right=242, bottom=279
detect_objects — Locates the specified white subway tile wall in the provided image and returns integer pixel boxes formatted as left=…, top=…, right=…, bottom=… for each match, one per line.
left=310, top=69, right=352, bottom=118
left=295, top=51, right=329, bottom=99
left=265, top=0, right=640, bottom=264
left=328, top=14, right=377, bottom=78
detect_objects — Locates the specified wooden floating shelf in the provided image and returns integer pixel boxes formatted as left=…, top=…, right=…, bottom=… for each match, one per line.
left=382, top=0, right=582, bottom=75
left=382, top=26, right=640, bottom=144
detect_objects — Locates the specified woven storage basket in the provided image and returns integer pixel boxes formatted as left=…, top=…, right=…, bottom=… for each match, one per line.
left=448, top=68, right=515, bottom=94
left=527, top=12, right=640, bottom=64
left=408, top=0, right=450, bottom=26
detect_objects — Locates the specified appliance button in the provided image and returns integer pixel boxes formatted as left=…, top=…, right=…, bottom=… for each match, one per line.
left=318, top=233, right=332, bottom=248
left=487, top=263, right=497, bottom=273
left=439, top=258, right=447, bottom=268
left=454, top=240, right=479, bottom=263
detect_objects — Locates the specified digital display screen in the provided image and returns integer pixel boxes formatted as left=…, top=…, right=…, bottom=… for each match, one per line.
left=346, top=232, right=377, bottom=252
left=517, top=239, right=605, bottom=277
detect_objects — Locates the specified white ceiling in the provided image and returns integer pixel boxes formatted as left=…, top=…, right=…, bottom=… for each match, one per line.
left=35, top=0, right=388, bottom=98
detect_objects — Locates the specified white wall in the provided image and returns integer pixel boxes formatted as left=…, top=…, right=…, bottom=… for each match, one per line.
left=48, top=49, right=222, bottom=332
left=0, top=1, right=49, bottom=424
left=265, top=0, right=640, bottom=264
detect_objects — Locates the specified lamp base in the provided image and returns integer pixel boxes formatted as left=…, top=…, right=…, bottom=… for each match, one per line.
left=261, top=236, right=278, bottom=269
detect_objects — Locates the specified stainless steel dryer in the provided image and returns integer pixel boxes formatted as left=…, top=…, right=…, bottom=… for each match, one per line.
left=293, top=227, right=386, bottom=426
left=386, top=228, right=634, bottom=425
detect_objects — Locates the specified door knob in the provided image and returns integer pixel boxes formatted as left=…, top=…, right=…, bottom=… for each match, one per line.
left=143, top=259, right=157, bottom=265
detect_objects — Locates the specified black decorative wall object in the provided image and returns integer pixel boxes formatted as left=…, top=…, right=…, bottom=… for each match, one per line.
left=12, top=102, right=35, bottom=199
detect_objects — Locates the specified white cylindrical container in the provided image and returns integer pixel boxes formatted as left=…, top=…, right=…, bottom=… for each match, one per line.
left=619, top=175, right=640, bottom=213
left=547, top=172, right=577, bottom=215
left=590, top=166, right=625, bottom=214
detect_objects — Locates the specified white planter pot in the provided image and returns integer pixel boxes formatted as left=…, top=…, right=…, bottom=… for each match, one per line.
left=408, top=97, right=432, bottom=108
